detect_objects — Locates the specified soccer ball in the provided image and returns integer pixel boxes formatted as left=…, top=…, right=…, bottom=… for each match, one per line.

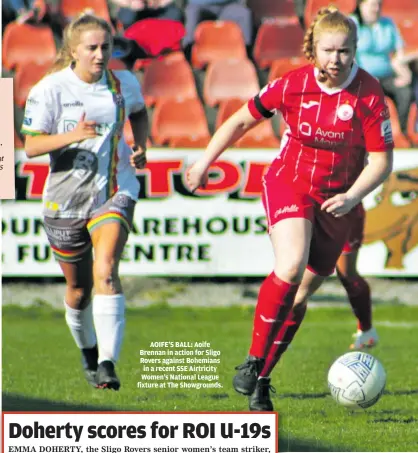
left=327, top=351, right=386, bottom=409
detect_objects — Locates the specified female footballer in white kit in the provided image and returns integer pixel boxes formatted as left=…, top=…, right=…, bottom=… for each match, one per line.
left=21, top=13, right=149, bottom=390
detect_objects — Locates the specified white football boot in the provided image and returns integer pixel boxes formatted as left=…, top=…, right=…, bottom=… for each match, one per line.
left=350, top=327, right=379, bottom=350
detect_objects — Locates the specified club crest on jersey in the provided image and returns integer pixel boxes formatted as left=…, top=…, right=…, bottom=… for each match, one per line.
left=337, top=104, right=353, bottom=121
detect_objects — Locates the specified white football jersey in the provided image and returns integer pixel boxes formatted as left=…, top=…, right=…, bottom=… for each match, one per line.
left=22, top=66, right=145, bottom=219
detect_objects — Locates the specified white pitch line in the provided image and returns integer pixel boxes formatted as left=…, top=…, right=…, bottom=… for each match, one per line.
left=375, top=321, right=418, bottom=328
left=305, top=321, right=418, bottom=328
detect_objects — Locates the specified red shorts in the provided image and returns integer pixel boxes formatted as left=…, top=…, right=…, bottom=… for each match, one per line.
left=342, top=203, right=365, bottom=254
left=262, top=168, right=354, bottom=276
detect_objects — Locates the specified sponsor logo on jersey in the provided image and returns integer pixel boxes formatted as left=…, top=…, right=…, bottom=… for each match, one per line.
left=299, top=122, right=312, bottom=136
left=62, top=101, right=84, bottom=108
left=63, top=119, right=117, bottom=136
left=301, top=100, right=320, bottom=109
left=274, top=204, right=299, bottom=217
left=337, top=103, right=353, bottom=121
left=63, top=119, right=77, bottom=131
left=26, top=97, right=39, bottom=106
left=315, top=127, right=344, bottom=139
left=314, top=127, right=345, bottom=146
left=380, top=119, right=393, bottom=144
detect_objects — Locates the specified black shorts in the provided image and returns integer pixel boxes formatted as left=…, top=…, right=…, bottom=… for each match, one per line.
left=43, top=193, right=136, bottom=263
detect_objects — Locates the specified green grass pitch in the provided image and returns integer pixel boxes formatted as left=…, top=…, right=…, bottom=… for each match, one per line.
left=2, top=303, right=417, bottom=452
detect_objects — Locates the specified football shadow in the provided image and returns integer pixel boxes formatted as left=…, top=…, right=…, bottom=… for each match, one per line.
left=385, top=388, right=418, bottom=396
left=273, top=388, right=418, bottom=401
left=369, top=416, right=417, bottom=424
left=278, top=391, right=329, bottom=400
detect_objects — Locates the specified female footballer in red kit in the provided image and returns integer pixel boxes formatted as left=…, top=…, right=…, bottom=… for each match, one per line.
left=187, top=6, right=394, bottom=411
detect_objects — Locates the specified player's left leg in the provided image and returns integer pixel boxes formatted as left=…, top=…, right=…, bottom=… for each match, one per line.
left=88, top=194, right=136, bottom=390
left=249, top=269, right=325, bottom=411
left=336, top=204, right=377, bottom=349
left=336, top=251, right=378, bottom=349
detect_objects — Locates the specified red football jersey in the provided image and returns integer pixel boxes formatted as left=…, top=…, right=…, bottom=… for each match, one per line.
left=248, top=64, right=394, bottom=200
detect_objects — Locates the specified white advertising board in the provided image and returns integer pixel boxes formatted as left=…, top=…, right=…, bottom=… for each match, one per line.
left=3, top=150, right=418, bottom=276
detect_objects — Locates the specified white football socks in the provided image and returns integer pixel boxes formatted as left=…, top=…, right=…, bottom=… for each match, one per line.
left=64, top=301, right=97, bottom=349
left=92, top=294, right=126, bottom=364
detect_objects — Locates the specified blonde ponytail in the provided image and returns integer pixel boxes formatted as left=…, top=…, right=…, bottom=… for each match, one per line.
left=48, top=12, right=113, bottom=75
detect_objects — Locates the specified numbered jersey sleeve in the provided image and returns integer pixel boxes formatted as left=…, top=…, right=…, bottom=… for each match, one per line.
left=248, top=77, right=287, bottom=120
left=116, top=70, right=145, bottom=116
left=21, top=77, right=57, bottom=136
left=359, top=82, right=394, bottom=153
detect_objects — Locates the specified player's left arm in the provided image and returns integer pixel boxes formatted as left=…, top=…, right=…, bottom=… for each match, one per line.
left=129, top=107, right=149, bottom=151
left=128, top=106, right=149, bottom=169
left=322, top=88, right=394, bottom=217
left=322, top=150, right=393, bottom=217
left=123, top=70, right=149, bottom=168
left=345, top=150, right=393, bottom=202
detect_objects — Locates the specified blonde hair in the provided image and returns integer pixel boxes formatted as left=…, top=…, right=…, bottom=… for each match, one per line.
left=48, top=13, right=113, bottom=74
left=303, top=5, right=357, bottom=82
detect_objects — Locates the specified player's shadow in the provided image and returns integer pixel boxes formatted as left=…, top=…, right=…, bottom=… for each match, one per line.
left=241, top=288, right=387, bottom=305
left=369, top=416, right=417, bottom=424
left=2, top=392, right=117, bottom=411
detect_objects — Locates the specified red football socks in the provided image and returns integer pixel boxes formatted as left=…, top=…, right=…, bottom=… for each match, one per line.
left=338, top=274, right=372, bottom=331
left=249, top=272, right=299, bottom=358
left=260, top=303, right=307, bottom=377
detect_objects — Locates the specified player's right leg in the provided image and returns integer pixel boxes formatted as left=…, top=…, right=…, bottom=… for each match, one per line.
left=43, top=217, right=98, bottom=387
left=233, top=173, right=316, bottom=397
left=233, top=214, right=313, bottom=396
left=250, top=269, right=326, bottom=411
left=87, top=193, right=136, bottom=391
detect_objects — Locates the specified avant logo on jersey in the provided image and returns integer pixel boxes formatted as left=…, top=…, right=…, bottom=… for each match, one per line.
left=299, top=122, right=312, bottom=136
left=314, top=127, right=345, bottom=146
left=299, top=123, right=345, bottom=147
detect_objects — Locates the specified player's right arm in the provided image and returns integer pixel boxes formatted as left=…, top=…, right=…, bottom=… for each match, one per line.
left=21, top=79, right=97, bottom=158
left=187, top=78, right=284, bottom=192
left=25, top=116, right=98, bottom=158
